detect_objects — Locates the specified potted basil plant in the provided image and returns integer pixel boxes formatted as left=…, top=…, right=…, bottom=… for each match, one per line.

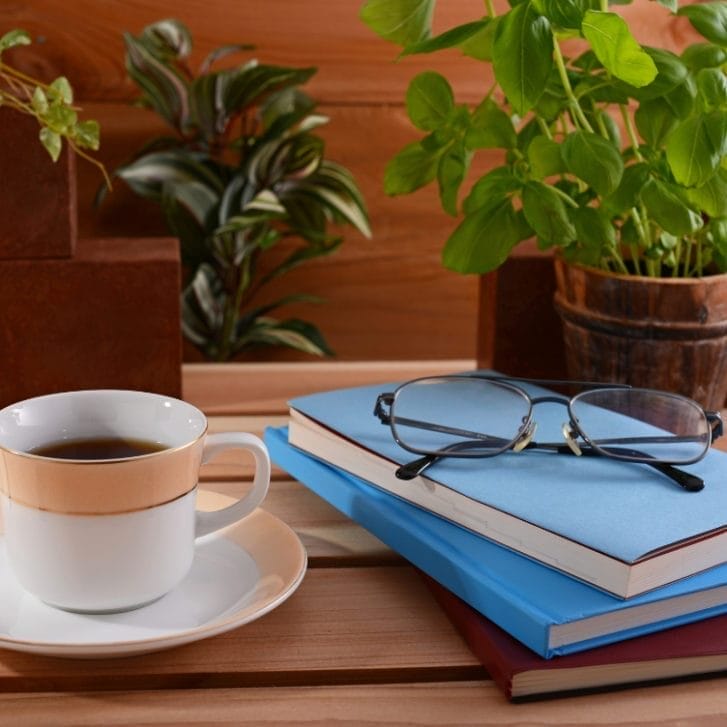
left=361, top=0, right=727, bottom=409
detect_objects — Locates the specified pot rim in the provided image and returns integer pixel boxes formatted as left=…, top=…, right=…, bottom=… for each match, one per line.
left=554, top=256, right=727, bottom=287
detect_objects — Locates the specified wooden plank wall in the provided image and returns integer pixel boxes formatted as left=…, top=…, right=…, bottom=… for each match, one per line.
left=1, top=0, right=492, bottom=362
left=1, top=2, right=699, bottom=366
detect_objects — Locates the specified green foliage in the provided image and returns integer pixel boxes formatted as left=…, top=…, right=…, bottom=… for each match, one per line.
left=361, top=0, right=727, bottom=278
left=109, top=19, right=370, bottom=361
left=0, top=30, right=107, bottom=181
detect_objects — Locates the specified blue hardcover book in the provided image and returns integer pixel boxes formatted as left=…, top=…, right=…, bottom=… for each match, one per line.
left=266, top=426, right=727, bottom=659
left=285, top=379, right=727, bottom=599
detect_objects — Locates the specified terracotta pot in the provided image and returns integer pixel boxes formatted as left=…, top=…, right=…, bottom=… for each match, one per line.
left=553, top=258, right=727, bottom=410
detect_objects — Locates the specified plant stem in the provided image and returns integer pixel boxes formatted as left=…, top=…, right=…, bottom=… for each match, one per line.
left=672, top=238, right=682, bottom=277
left=0, top=61, right=55, bottom=92
left=629, top=206, right=655, bottom=275
left=550, top=184, right=579, bottom=208
left=536, top=116, right=553, bottom=140
left=485, top=0, right=496, bottom=17
left=696, top=235, right=703, bottom=277
left=69, top=140, right=113, bottom=190
left=552, top=39, right=594, bottom=134
left=594, top=111, right=609, bottom=139
left=217, top=253, right=251, bottom=361
left=619, top=104, right=644, bottom=163
left=683, top=238, right=693, bottom=277
left=609, top=247, right=629, bottom=274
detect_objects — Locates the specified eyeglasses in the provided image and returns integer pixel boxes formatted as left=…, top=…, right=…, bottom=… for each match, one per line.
left=373, top=375, right=724, bottom=492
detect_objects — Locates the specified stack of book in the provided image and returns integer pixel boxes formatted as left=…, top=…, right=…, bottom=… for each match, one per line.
left=264, top=376, right=727, bottom=701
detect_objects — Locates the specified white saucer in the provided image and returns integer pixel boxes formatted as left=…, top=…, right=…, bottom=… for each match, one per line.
left=0, top=490, right=307, bottom=658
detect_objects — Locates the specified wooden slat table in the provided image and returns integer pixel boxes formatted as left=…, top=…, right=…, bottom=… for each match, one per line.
left=2, top=360, right=727, bottom=726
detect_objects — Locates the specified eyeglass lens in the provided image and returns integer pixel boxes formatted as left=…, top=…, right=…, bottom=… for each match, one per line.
left=391, top=377, right=531, bottom=456
left=571, top=389, right=710, bottom=463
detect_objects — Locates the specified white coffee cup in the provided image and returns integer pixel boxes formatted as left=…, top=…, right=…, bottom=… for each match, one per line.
left=0, top=389, right=270, bottom=613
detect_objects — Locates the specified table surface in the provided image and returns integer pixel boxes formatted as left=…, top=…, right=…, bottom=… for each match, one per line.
left=3, top=360, right=727, bottom=726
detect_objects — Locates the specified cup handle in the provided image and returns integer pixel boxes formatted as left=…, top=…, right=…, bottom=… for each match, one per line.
left=195, top=432, right=271, bottom=538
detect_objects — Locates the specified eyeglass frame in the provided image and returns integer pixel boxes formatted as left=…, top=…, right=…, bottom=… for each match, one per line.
left=373, top=374, right=724, bottom=492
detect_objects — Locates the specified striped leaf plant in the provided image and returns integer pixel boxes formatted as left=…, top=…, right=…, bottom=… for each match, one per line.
left=361, top=0, right=727, bottom=279
left=108, top=19, right=370, bottom=361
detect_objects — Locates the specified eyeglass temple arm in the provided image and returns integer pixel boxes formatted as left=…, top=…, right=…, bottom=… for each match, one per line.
left=541, top=443, right=705, bottom=492
left=375, top=395, right=505, bottom=443
left=707, top=411, right=724, bottom=443
left=395, top=439, right=704, bottom=492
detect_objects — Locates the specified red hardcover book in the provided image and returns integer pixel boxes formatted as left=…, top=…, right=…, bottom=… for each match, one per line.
left=421, top=573, right=727, bottom=701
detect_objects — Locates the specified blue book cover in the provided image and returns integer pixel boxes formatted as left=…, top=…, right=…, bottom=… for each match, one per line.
left=286, top=378, right=727, bottom=598
left=266, top=425, right=727, bottom=659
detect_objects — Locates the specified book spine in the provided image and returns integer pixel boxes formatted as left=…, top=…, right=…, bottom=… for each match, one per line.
left=265, top=426, right=555, bottom=658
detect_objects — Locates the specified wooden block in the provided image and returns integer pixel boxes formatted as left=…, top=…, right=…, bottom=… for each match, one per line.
left=0, top=109, right=76, bottom=260
left=0, top=238, right=182, bottom=407
left=478, top=242, right=566, bottom=379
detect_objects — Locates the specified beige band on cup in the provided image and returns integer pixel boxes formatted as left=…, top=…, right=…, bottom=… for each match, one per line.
left=0, top=439, right=205, bottom=515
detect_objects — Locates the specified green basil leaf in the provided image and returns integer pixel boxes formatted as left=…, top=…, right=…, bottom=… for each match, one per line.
left=562, top=131, right=624, bottom=196
left=635, top=98, right=679, bottom=148
left=677, top=2, right=727, bottom=47
left=522, top=180, right=577, bottom=243
left=686, top=168, right=727, bottom=217
left=400, top=20, right=488, bottom=56
left=463, top=166, right=522, bottom=214
left=618, top=48, right=687, bottom=101
left=581, top=10, right=657, bottom=87
left=697, top=67, right=727, bottom=111
left=602, top=163, right=649, bottom=216
left=570, top=205, right=617, bottom=257
left=359, top=0, right=435, bottom=45
left=493, top=2, right=553, bottom=115
left=682, top=42, right=727, bottom=70
left=442, top=199, right=522, bottom=273
left=641, top=178, right=704, bottom=236
left=465, top=99, right=516, bottom=149
left=384, top=140, right=442, bottom=195
left=438, top=142, right=470, bottom=215
left=459, top=16, right=500, bottom=61
left=666, top=112, right=724, bottom=187
left=598, top=110, right=622, bottom=148
left=535, top=69, right=570, bottom=121
left=663, top=76, right=697, bottom=120
left=706, top=108, right=727, bottom=155
left=537, top=0, right=588, bottom=30
left=527, top=135, right=565, bottom=178
left=406, top=71, right=455, bottom=131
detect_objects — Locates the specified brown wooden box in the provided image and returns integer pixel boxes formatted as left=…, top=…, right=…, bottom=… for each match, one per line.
left=0, top=109, right=77, bottom=260
left=0, top=237, right=182, bottom=407
left=478, top=242, right=566, bottom=379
